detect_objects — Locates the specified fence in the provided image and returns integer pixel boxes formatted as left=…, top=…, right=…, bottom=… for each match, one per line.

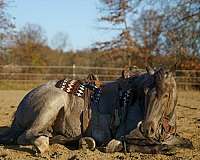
left=0, top=65, right=200, bottom=90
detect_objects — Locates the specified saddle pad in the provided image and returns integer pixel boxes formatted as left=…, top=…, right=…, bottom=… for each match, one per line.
left=55, top=79, right=86, bottom=98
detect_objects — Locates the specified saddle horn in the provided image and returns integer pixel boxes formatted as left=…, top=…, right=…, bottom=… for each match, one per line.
left=146, top=65, right=154, bottom=75
left=145, top=56, right=155, bottom=75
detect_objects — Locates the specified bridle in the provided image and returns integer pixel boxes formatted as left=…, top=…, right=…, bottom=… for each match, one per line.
left=141, top=83, right=176, bottom=142
left=156, top=87, right=176, bottom=142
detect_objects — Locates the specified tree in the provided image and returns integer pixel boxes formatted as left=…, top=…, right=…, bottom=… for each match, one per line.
left=15, top=23, right=46, bottom=46
left=162, top=0, right=200, bottom=56
left=10, top=23, right=47, bottom=65
left=97, top=0, right=139, bottom=49
left=0, top=0, right=15, bottom=55
left=97, top=0, right=200, bottom=66
left=132, top=10, right=163, bottom=55
left=51, top=32, right=70, bottom=52
left=95, top=0, right=143, bottom=66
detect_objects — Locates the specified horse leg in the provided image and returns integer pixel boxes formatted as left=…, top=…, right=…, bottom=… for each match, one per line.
left=33, top=136, right=49, bottom=154
left=91, top=112, right=112, bottom=145
left=22, top=106, right=62, bottom=154
left=79, top=137, right=96, bottom=151
left=105, top=139, right=123, bottom=153
left=16, top=131, right=50, bottom=155
left=16, top=132, right=30, bottom=145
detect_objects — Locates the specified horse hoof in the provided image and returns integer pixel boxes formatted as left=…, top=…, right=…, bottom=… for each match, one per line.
left=33, top=136, right=49, bottom=154
left=105, top=139, right=123, bottom=153
left=79, top=137, right=96, bottom=151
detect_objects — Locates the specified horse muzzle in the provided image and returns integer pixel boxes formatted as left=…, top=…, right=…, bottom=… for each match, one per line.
left=140, top=120, right=157, bottom=138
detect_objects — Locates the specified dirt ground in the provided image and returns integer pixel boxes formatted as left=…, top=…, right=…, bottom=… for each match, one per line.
left=0, top=90, right=199, bottom=160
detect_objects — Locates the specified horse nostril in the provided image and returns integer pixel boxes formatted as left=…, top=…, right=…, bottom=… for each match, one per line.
left=142, top=121, right=156, bottom=138
left=150, top=126, right=154, bottom=135
left=144, top=121, right=156, bottom=138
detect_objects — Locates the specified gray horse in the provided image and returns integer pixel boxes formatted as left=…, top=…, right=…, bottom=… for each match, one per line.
left=0, top=67, right=192, bottom=154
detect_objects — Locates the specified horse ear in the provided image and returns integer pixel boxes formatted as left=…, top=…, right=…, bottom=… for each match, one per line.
left=121, top=70, right=126, bottom=79
left=168, top=62, right=178, bottom=77
left=146, top=65, right=154, bottom=75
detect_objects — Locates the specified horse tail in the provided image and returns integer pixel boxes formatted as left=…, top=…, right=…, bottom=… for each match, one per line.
left=0, top=116, right=23, bottom=145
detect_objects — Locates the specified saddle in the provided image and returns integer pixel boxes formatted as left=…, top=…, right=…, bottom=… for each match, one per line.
left=55, top=79, right=86, bottom=98
left=55, top=79, right=103, bottom=135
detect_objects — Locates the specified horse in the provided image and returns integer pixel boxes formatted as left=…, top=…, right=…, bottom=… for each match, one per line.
left=116, top=66, right=193, bottom=153
left=0, top=72, right=143, bottom=153
left=0, top=67, right=192, bottom=155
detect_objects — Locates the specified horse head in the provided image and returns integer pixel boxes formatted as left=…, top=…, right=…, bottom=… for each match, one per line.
left=141, top=66, right=177, bottom=140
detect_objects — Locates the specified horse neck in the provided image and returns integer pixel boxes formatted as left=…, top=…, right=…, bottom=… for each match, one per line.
left=118, top=73, right=153, bottom=92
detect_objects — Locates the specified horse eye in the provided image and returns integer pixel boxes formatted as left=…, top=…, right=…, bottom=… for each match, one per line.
left=163, top=94, right=168, bottom=98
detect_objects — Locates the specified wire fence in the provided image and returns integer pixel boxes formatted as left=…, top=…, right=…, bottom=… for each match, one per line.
left=0, top=65, right=199, bottom=90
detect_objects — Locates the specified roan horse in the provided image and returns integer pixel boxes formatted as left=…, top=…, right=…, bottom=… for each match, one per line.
left=120, top=66, right=193, bottom=153
left=0, top=66, right=192, bottom=154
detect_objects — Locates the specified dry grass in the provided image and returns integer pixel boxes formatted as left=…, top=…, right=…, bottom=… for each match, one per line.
left=0, top=90, right=199, bottom=160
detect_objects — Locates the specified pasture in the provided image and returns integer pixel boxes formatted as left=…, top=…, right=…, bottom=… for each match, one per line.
left=0, top=90, right=199, bottom=160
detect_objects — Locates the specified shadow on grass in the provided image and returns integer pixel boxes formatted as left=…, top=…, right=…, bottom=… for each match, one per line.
left=4, top=145, right=35, bottom=155
left=0, top=126, right=35, bottom=154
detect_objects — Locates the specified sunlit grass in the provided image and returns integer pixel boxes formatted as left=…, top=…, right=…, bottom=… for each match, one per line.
left=0, top=80, right=46, bottom=90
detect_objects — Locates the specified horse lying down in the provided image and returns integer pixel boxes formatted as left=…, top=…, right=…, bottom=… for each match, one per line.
left=104, top=66, right=193, bottom=154
left=0, top=67, right=193, bottom=155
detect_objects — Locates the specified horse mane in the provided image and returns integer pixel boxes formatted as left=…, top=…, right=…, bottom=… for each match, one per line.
left=86, top=73, right=98, bottom=81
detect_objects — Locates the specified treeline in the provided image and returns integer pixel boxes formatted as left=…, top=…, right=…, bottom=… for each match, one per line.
left=94, top=0, right=200, bottom=69
left=0, top=26, right=199, bottom=70
left=0, top=0, right=199, bottom=70
left=0, top=22, right=198, bottom=69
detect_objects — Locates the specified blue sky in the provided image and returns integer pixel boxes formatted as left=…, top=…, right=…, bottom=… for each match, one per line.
left=10, top=0, right=116, bottom=50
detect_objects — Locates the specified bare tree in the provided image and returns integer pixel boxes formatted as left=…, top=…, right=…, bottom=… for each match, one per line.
left=97, top=0, right=200, bottom=61
left=97, top=0, right=140, bottom=48
left=95, top=0, right=143, bottom=66
left=132, top=10, right=163, bottom=55
left=11, top=23, right=47, bottom=65
left=0, top=0, right=15, bottom=54
left=15, top=23, right=46, bottom=46
left=162, top=0, right=200, bottom=56
left=51, top=32, right=70, bottom=52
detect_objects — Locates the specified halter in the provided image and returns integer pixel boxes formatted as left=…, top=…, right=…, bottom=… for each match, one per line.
left=142, top=85, right=176, bottom=142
